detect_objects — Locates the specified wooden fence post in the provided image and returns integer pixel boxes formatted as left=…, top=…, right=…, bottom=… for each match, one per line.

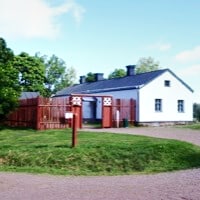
left=36, top=97, right=41, bottom=130
left=72, top=113, right=78, bottom=147
left=130, top=98, right=135, bottom=125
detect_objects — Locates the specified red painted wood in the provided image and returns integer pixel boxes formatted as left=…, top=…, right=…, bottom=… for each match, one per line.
left=72, top=106, right=82, bottom=129
left=5, top=97, right=71, bottom=130
left=5, top=96, right=136, bottom=130
left=72, top=113, right=78, bottom=147
left=102, top=106, right=112, bottom=128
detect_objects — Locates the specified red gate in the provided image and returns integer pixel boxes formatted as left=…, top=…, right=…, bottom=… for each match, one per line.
left=71, top=94, right=113, bottom=129
left=102, top=97, right=112, bottom=128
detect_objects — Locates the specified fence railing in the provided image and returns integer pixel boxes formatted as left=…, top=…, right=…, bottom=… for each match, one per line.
left=5, top=97, right=136, bottom=130
left=5, top=97, right=71, bottom=130
left=5, top=98, right=38, bottom=129
left=112, top=98, right=136, bottom=126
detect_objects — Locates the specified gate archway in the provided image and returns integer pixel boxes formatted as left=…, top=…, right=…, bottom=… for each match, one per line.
left=70, top=94, right=113, bottom=129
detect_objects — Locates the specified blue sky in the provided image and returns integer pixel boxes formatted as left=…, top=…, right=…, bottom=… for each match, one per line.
left=1, top=0, right=200, bottom=102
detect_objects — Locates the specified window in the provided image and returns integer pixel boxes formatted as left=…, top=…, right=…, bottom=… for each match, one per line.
left=164, top=80, right=170, bottom=87
left=178, top=100, right=184, bottom=112
left=155, top=99, right=162, bottom=112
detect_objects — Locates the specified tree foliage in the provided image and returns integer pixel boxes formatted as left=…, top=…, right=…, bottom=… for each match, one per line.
left=51, top=66, right=77, bottom=95
left=108, top=68, right=126, bottom=79
left=85, top=72, right=96, bottom=82
left=41, top=54, right=77, bottom=96
left=193, top=103, right=200, bottom=121
left=0, top=37, right=77, bottom=119
left=136, top=57, right=160, bottom=74
left=14, top=52, right=46, bottom=95
left=0, top=38, right=21, bottom=119
left=14, top=53, right=76, bottom=97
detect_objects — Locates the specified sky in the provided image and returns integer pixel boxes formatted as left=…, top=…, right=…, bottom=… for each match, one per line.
left=0, top=0, right=200, bottom=102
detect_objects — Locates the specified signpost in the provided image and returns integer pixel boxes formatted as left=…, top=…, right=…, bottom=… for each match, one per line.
left=65, top=112, right=78, bottom=148
left=72, top=113, right=78, bottom=147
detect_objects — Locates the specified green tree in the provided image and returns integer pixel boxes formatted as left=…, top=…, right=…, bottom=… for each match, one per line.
left=41, top=54, right=76, bottom=96
left=193, top=103, right=200, bottom=121
left=108, top=68, right=126, bottom=79
left=136, top=57, right=160, bottom=74
left=0, top=38, right=21, bottom=119
left=54, top=66, right=76, bottom=92
left=14, top=52, right=46, bottom=95
left=85, top=72, right=95, bottom=82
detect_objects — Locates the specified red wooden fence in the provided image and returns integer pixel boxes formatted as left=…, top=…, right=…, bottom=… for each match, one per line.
left=5, top=97, right=136, bottom=130
left=112, top=98, right=136, bottom=127
left=36, top=97, right=71, bottom=130
left=5, top=97, right=71, bottom=130
left=5, top=98, right=38, bottom=129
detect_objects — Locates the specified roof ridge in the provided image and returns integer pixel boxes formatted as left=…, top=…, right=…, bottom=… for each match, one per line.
left=106, top=68, right=167, bottom=81
left=55, top=67, right=193, bottom=97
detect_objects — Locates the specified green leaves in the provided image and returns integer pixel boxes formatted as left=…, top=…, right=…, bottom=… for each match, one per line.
left=37, top=54, right=77, bottom=97
left=0, top=37, right=77, bottom=118
left=108, top=68, right=126, bottom=79
left=0, top=38, right=21, bottom=119
left=136, top=57, right=160, bottom=74
left=85, top=72, right=95, bottom=82
left=193, top=103, right=200, bottom=121
left=14, top=52, right=46, bottom=95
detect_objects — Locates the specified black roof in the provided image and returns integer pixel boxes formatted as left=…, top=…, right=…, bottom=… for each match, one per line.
left=55, top=69, right=193, bottom=97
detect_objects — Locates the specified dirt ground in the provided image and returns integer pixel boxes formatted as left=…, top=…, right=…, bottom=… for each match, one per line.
left=1, top=127, right=200, bottom=200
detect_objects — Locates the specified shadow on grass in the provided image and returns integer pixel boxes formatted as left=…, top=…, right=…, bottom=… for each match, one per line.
left=0, top=125, right=35, bottom=131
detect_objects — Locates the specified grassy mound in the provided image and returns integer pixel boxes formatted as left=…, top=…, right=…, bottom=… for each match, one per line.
left=0, top=128, right=200, bottom=175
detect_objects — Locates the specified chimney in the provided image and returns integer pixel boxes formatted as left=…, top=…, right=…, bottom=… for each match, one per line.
left=126, top=65, right=136, bottom=76
left=95, top=73, right=104, bottom=81
left=79, top=76, right=86, bottom=84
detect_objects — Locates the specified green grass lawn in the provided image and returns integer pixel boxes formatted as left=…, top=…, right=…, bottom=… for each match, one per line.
left=0, top=127, right=200, bottom=176
left=179, top=123, right=200, bottom=130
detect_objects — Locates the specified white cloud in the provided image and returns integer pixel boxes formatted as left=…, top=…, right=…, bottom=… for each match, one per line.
left=0, top=0, right=85, bottom=39
left=147, top=42, right=172, bottom=51
left=52, top=0, right=85, bottom=24
left=178, top=64, right=200, bottom=77
left=175, top=46, right=200, bottom=62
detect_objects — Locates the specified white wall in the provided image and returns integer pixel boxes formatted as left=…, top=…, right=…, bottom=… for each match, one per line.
left=139, top=71, right=193, bottom=122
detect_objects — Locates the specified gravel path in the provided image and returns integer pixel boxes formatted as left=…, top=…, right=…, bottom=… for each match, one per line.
left=82, top=126, right=200, bottom=146
left=1, top=127, right=200, bottom=200
left=1, top=169, right=200, bottom=200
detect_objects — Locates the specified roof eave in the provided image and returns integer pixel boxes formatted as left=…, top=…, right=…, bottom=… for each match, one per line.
left=53, top=85, right=140, bottom=97
left=167, top=69, right=194, bottom=93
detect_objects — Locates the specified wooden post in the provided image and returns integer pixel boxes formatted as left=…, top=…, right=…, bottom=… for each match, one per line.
left=36, top=97, right=41, bottom=130
left=130, top=99, right=135, bottom=125
left=72, top=113, right=78, bottom=147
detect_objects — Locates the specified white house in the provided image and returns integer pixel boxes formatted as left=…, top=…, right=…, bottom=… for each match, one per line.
left=55, top=65, right=194, bottom=125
